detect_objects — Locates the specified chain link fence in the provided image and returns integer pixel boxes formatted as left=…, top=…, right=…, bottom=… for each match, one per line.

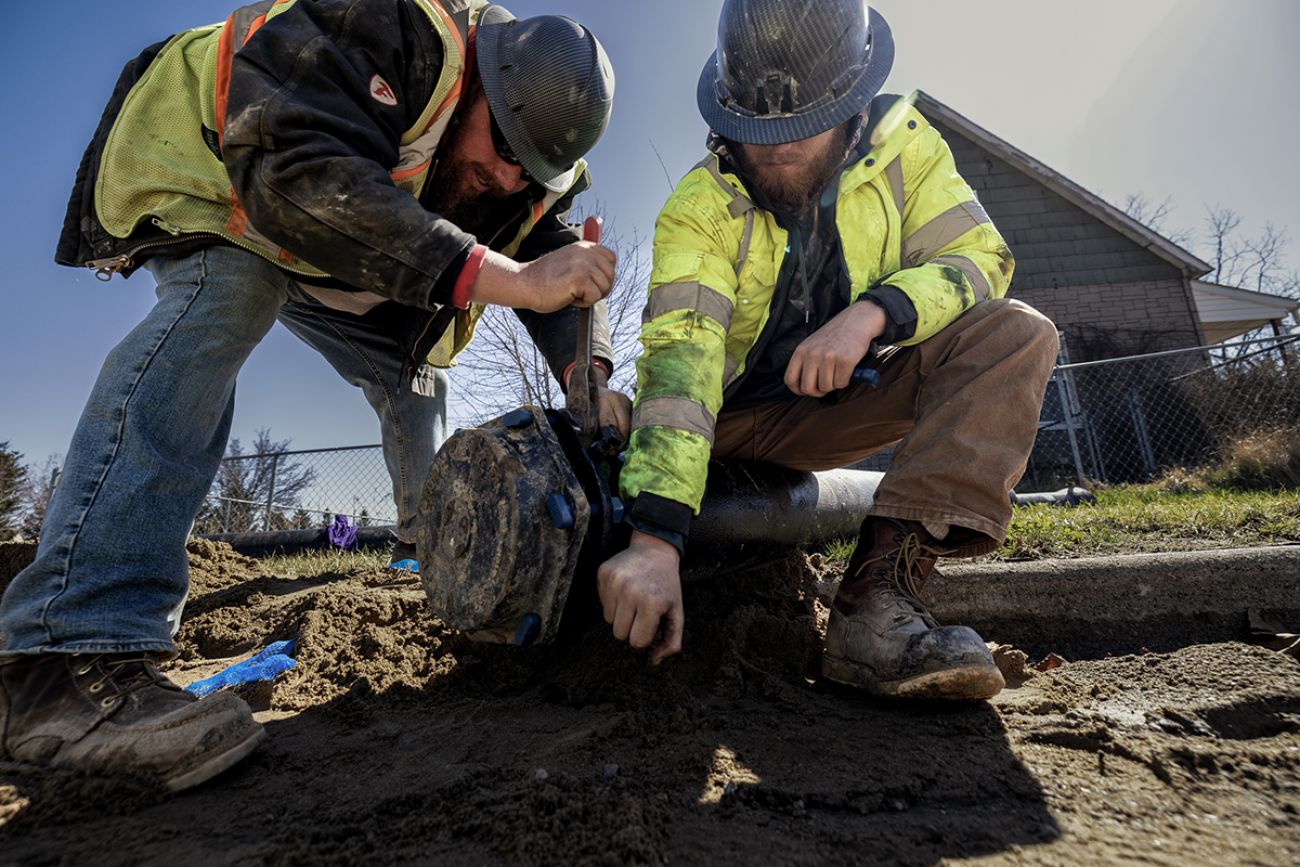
left=196, top=444, right=396, bottom=534
left=1027, top=335, right=1299, bottom=489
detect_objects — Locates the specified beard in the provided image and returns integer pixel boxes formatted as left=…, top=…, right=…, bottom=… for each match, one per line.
left=732, top=128, right=850, bottom=217
left=424, top=153, right=521, bottom=236
left=421, top=106, right=522, bottom=237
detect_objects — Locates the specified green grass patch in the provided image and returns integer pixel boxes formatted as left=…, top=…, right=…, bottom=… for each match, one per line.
left=261, top=546, right=390, bottom=577
left=998, top=485, right=1300, bottom=560
left=818, top=485, right=1300, bottom=565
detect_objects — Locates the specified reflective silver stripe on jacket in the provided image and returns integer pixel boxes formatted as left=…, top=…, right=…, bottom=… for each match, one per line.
left=643, top=281, right=735, bottom=330
left=697, top=157, right=757, bottom=275
left=632, top=396, right=717, bottom=444
left=722, top=356, right=741, bottom=388
left=931, top=254, right=992, bottom=302
left=902, top=199, right=991, bottom=267
left=884, top=156, right=905, bottom=216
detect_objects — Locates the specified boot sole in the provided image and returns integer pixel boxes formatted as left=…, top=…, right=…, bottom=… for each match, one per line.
left=822, top=653, right=1006, bottom=701
left=166, top=725, right=267, bottom=792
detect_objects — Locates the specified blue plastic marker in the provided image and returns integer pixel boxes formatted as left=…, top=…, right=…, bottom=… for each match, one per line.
left=185, top=640, right=298, bottom=697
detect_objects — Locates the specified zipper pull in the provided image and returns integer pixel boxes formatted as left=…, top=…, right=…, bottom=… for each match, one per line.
left=86, top=255, right=133, bottom=281
left=151, top=217, right=182, bottom=236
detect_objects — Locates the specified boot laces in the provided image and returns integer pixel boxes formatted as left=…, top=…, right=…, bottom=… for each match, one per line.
left=80, top=655, right=165, bottom=695
left=858, top=529, right=945, bottom=626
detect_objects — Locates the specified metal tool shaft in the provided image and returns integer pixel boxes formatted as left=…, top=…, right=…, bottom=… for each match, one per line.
left=566, top=216, right=603, bottom=443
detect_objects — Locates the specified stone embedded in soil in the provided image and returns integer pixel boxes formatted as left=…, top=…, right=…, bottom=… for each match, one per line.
left=988, top=642, right=1035, bottom=685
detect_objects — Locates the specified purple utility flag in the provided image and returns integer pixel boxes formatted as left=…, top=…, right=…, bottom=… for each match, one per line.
left=328, top=514, right=358, bottom=550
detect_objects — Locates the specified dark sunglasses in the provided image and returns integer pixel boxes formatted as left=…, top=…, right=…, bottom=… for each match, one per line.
left=488, top=109, right=535, bottom=182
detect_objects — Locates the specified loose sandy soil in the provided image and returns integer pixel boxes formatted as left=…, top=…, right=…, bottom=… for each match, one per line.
left=1, top=539, right=1297, bottom=865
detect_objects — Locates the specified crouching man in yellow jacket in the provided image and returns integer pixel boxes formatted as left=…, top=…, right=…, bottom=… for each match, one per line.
left=598, top=0, right=1059, bottom=700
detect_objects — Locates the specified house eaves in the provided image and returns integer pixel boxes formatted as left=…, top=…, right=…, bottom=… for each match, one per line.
left=1191, top=280, right=1300, bottom=343
left=1191, top=280, right=1299, bottom=312
left=915, top=92, right=1213, bottom=279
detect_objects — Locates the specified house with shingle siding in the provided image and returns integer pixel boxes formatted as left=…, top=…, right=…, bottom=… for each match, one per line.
left=917, top=92, right=1297, bottom=361
left=855, top=94, right=1299, bottom=488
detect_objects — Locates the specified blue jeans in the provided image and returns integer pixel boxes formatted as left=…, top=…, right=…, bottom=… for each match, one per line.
left=0, top=247, right=447, bottom=655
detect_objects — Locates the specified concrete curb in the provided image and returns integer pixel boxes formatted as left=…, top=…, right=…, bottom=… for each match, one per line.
left=929, top=545, right=1300, bottom=658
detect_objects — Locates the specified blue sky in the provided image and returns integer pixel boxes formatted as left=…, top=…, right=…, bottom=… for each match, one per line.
left=2, top=0, right=1297, bottom=465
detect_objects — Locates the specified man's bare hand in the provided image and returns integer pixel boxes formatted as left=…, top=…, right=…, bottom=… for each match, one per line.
left=598, top=387, right=632, bottom=439
left=784, top=300, right=886, bottom=397
left=566, top=364, right=632, bottom=440
left=471, top=245, right=615, bottom=313
left=597, top=531, right=683, bottom=665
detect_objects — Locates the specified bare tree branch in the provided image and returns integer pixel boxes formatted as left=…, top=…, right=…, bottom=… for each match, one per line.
left=194, top=429, right=318, bottom=533
left=1242, top=222, right=1288, bottom=294
left=1205, top=205, right=1243, bottom=284
left=452, top=207, right=649, bottom=425
left=18, top=454, right=61, bottom=540
left=1121, top=193, right=1193, bottom=247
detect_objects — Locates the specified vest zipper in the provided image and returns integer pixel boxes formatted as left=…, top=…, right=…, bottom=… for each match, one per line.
left=87, top=238, right=192, bottom=281
left=85, top=217, right=330, bottom=282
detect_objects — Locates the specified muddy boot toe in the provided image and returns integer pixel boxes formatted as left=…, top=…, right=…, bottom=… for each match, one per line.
left=0, top=652, right=265, bottom=791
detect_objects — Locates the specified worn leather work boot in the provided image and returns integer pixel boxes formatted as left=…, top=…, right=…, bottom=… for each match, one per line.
left=0, top=652, right=265, bottom=791
left=823, top=518, right=1005, bottom=700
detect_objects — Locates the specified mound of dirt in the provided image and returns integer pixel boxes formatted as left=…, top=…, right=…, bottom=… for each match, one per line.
left=185, top=538, right=269, bottom=597
left=2, top=543, right=1298, bottom=865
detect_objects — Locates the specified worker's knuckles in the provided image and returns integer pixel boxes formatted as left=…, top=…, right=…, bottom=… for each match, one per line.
left=628, top=626, right=656, bottom=650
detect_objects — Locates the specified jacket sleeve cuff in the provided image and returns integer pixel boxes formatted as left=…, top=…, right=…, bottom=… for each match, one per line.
left=862, top=285, right=918, bottom=345
left=626, top=516, right=687, bottom=557
left=627, top=492, right=693, bottom=555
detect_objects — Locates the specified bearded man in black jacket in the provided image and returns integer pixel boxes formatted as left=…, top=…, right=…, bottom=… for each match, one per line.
left=0, top=0, right=622, bottom=792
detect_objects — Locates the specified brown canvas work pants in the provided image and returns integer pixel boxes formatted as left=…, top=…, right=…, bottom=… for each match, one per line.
left=711, top=298, right=1059, bottom=557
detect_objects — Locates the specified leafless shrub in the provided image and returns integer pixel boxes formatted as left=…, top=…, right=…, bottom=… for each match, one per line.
left=1206, top=426, right=1300, bottom=492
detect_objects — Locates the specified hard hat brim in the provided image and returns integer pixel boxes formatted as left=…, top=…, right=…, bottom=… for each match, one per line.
left=697, top=6, right=895, bottom=145
left=477, top=4, right=576, bottom=192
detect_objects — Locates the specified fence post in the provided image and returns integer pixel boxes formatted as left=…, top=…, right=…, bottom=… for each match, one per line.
left=1054, top=369, right=1087, bottom=485
left=264, top=454, right=279, bottom=532
left=1126, top=389, right=1157, bottom=479
left=1272, top=320, right=1295, bottom=366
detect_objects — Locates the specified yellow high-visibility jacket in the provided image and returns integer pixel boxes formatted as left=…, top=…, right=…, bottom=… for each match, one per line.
left=620, top=100, right=1014, bottom=519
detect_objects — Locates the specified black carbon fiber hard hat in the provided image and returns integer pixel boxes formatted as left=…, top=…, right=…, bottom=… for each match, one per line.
left=477, top=5, right=615, bottom=191
left=698, top=0, right=894, bottom=145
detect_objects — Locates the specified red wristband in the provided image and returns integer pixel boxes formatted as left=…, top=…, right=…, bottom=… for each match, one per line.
left=450, top=244, right=489, bottom=310
left=562, top=357, right=611, bottom=391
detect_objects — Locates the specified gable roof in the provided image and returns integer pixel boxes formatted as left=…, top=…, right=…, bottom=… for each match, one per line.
left=916, top=91, right=1213, bottom=278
